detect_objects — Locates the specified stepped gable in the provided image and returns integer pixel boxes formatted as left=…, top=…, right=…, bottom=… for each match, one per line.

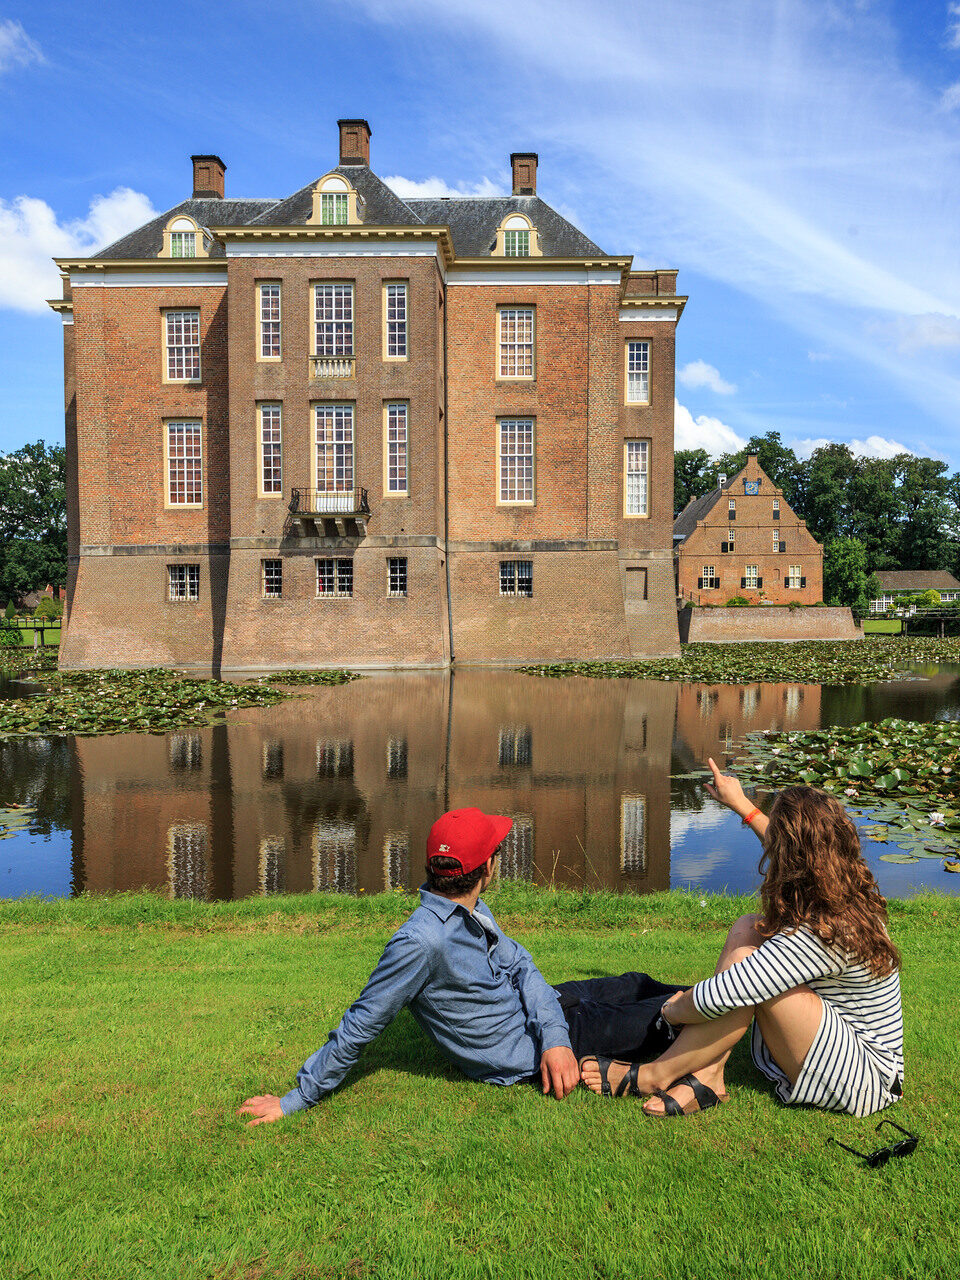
left=246, top=165, right=422, bottom=228
left=92, top=198, right=279, bottom=260
left=404, top=195, right=603, bottom=257
left=673, top=472, right=740, bottom=541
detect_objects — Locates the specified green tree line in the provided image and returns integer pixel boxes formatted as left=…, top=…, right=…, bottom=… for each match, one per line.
left=0, top=442, right=67, bottom=609
left=675, top=433, right=960, bottom=609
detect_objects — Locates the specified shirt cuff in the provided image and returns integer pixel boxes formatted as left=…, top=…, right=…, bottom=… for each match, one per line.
left=280, top=1086, right=310, bottom=1116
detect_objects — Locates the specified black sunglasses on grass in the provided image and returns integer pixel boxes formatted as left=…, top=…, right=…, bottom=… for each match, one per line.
left=828, top=1119, right=919, bottom=1168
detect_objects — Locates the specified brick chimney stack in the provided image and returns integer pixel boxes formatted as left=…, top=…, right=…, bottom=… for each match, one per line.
left=191, top=155, right=226, bottom=199
left=338, top=119, right=371, bottom=166
left=511, top=152, right=538, bottom=195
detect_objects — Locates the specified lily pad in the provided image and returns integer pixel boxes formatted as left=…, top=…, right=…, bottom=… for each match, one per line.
left=879, top=854, right=921, bottom=864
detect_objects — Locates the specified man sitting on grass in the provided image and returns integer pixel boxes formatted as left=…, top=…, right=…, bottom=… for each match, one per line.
left=240, top=809, right=681, bottom=1125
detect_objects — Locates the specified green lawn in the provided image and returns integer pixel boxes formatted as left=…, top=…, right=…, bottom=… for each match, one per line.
left=861, top=619, right=903, bottom=634
left=7, top=623, right=61, bottom=647
left=1, top=887, right=956, bottom=1280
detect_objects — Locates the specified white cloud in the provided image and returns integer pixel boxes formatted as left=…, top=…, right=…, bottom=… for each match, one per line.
left=674, top=399, right=746, bottom=454
left=870, top=313, right=960, bottom=354
left=677, top=360, right=736, bottom=395
left=791, top=435, right=916, bottom=460
left=384, top=174, right=504, bottom=199
left=941, top=81, right=960, bottom=111
left=0, top=18, right=43, bottom=73
left=949, top=3, right=960, bottom=50
left=0, top=189, right=157, bottom=314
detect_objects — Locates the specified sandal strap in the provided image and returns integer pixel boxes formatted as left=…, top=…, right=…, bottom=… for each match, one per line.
left=614, top=1062, right=641, bottom=1098
left=652, top=1088, right=684, bottom=1117
left=674, top=1073, right=720, bottom=1111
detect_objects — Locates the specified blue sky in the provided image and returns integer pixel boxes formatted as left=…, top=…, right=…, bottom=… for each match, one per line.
left=2, top=0, right=959, bottom=467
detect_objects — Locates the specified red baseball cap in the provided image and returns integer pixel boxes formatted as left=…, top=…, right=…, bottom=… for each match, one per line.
left=426, top=808, right=513, bottom=877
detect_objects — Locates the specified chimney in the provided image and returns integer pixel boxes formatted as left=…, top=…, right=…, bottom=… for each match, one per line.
left=338, top=118, right=371, bottom=166
left=511, top=152, right=538, bottom=195
left=191, top=155, right=226, bottom=199
left=718, top=474, right=727, bottom=488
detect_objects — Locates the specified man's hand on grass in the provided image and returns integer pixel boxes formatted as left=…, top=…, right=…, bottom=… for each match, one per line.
left=540, top=1045, right=580, bottom=1099
left=238, top=1094, right=285, bottom=1126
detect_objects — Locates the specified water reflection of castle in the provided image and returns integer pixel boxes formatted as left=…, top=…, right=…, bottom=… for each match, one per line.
left=73, top=671, right=678, bottom=901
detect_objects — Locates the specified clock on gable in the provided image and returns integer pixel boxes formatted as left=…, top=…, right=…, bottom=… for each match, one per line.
left=744, top=480, right=760, bottom=495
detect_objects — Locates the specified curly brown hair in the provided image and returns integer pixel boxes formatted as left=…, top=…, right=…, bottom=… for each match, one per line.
left=757, top=786, right=900, bottom=977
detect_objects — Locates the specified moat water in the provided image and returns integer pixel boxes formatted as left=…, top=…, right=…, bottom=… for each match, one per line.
left=2, top=667, right=959, bottom=901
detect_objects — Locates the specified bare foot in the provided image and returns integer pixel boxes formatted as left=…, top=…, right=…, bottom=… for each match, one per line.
left=642, top=1071, right=728, bottom=1116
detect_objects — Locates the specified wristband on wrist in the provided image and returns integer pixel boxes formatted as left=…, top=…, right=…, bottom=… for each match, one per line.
left=741, top=807, right=762, bottom=827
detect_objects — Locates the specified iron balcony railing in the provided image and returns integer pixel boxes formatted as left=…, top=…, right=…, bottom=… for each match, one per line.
left=288, top=487, right=370, bottom=518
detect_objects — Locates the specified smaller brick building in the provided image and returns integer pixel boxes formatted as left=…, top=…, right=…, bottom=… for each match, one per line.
left=674, top=457, right=823, bottom=605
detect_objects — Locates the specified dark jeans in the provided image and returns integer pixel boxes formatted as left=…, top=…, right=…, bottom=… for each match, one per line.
left=553, top=971, right=685, bottom=1062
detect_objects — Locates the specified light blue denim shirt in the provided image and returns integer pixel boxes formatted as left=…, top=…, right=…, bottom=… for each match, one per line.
left=280, top=886, right=572, bottom=1114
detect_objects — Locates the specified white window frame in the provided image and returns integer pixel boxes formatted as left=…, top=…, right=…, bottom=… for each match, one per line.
left=314, top=404, right=354, bottom=494
left=261, top=558, right=282, bottom=600
left=728, top=498, right=736, bottom=515
left=497, top=307, right=535, bottom=380
left=313, top=283, right=354, bottom=357
left=384, top=402, right=409, bottom=496
left=383, top=281, right=408, bottom=360
left=387, top=557, right=408, bottom=598
left=165, top=420, right=203, bottom=508
left=319, top=191, right=348, bottom=225
left=170, top=230, right=197, bottom=258
left=503, top=228, right=530, bottom=257
left=259, top=403, right=282, bottom=497
left=772, top=529, right=781, bottom=553
left=624, top=440, right=649, bottom=517
left=786, top=564, right=803, bottom=589
left=744, top=564, right=759, bottom=589
left=167, top=563, right=200, bottom=602
left=499, top=560, right=533, bottom=598
left=625, top=340, right=650, bottom=404
left=728, top=526, right=736, bottom=545
left=702, top=564, right=718, bottom=590
left=163, top=309, right=201, bottom=382
left=315, top=557, right=353, bottom=598
left=257, top=282, right=281, bottom=361
left=498, top=418, right=535, bottom=505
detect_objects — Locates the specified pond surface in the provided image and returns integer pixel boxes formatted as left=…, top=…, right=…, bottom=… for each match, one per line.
left=2, top=667, right=959, bottom=901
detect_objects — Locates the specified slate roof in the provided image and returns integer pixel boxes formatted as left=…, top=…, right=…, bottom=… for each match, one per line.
left=874, top=570, right=960, bottom=591
left=673, top=473, right=739, bottom=540
left=404, top=195, right=603, bottom=257
left=247, top=166, right=420, bottom=228
left=93, top=198, right=279, bottom=259
left=90, top=169, right=605, bottom=260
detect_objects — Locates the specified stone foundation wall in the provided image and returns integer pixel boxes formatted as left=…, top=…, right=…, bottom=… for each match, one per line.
left=685, top=605, right=860, bottom=644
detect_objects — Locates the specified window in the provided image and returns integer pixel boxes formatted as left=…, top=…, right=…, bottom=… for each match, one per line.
left=384, top=403, right=408, bottom=495
left=168, top=564, right=200, bottom=602
left=701, top=565, right=718, bottom=589
left=259, top=404, right=282, bottom=495
left=316, top=740, right=354, bottom=777
left=316, top=558, right=353, bottom=597
left=384, top=282, right=408, bottom=359
left=624, top=440, right=649, bottom=516
left=787, top=564, right=803, bottom=588
left=388, top=557, right=407, bottom=597
left=169, top=733, right=202, bottom=770
left=315, top=404, right=354, bottom=493
left=259, top=836, right=286, bottom=895
left=166, top=421, right=202, bottom=506
left=387, top=738, right=408, bottom=780
left=499, top=560, right=533, bottom=597
left=498, top=308, right=534, bottom=378
left=170, top=230, right=196, bottom=258
left=740, top=687, right=759, bottom=715
left=498, top=725, right=532, bottom=768
left=698, top=690, right=717, bottom=718
left=314, top=283, right=354, bottom=356
left=165, top=310, right=200, bottom=381
left=744, top=564, right=759, bottom=589
left=261, top=740, right=284, bottom=779
left=773, top=529, right=781, bottom=553
left=625, top=340, right=650, bottom=404
left=728, top=498, right=736, bottom=516
left=320, top=191, right=348, bottom=224
left=384, top=833, right=410, bottom=890
left=258, top=283, right=281, bottom=359
left=503, top=229, right=530, bottom=256
left=498, top=815, right=533, bottom=881
left=620, top=796, right=646, bottom=874
left=261, top=559, right=282, bottom=599
left=167, top=823, right=209, bottom=900
left=498, top=418, right=535, bottom=504
left=772, top=497, right=780, bottom=519
left=313, top=820, right=356, bottom=894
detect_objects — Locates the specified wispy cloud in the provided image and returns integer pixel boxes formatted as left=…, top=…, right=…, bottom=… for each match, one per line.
left=677, top=360, right=737, bottom=395
left=674, top=399, right=746, bottom=454
left=384, top=175, right=504, bottom=199
left=807, top=350, right=833, bottom=362
left=870, top=313, right=960, bottom=354
left=948, top=2, right=960, bottom=50
left=941, top=81, right=960, bottom=111
left=0, top=18, right=43, bottom=74
left=0, top=190, right=157, bottom=314
left=791, top=435, right=917, bottom=460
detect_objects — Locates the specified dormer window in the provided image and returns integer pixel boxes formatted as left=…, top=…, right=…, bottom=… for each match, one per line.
left=309, top=174, right=361, bottom=226
left=160, top=215, right=208, bottom=259
left=495, top=213, right=541, bottom=257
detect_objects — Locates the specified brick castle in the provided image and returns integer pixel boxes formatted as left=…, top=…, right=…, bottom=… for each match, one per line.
left=50, top=119, right=684, bottom=672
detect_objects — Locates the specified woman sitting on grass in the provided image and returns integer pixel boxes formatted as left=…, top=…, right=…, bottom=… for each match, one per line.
left=581, top=759, right=904, bottom=1118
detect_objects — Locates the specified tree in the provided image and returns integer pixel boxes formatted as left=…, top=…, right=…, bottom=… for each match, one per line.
left=674, top=449, right=718, bottom=514
left=822, top=536, right=879, bottom=611
left=891, top=454, right=952, bottom=570
left=0, top=442, right=66, bottom=608
left=33, top=595, right=63, bottom=621
left=803, top=444, right=859, bottom=544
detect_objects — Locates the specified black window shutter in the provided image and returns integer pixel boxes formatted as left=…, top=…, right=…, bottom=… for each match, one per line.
left=801, top=576, right=807, bottom=588
left=721, top=542, right=728, bottom=553
left=697, top=577, right=703, bottom=589
left=729, top=510, right=736, bottom=520
left=757, top=577, right=764, bottom=588
left=779, top=542, right=786, bottom=553
left=773, top=510, right=780, bottom=520
left=740, top=577, right=746, bottom=588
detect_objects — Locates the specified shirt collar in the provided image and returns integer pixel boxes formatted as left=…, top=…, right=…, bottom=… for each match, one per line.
left=418, top=884, right=463, bottom=922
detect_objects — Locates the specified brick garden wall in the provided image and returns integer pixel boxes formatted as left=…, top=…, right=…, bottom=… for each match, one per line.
left=685, top=606, right=860, bottom=643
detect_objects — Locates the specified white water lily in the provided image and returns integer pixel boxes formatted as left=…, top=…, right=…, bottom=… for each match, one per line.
left=845, top=787, right=859, bottom=797
left=929, top=813, right=946, bottom=826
